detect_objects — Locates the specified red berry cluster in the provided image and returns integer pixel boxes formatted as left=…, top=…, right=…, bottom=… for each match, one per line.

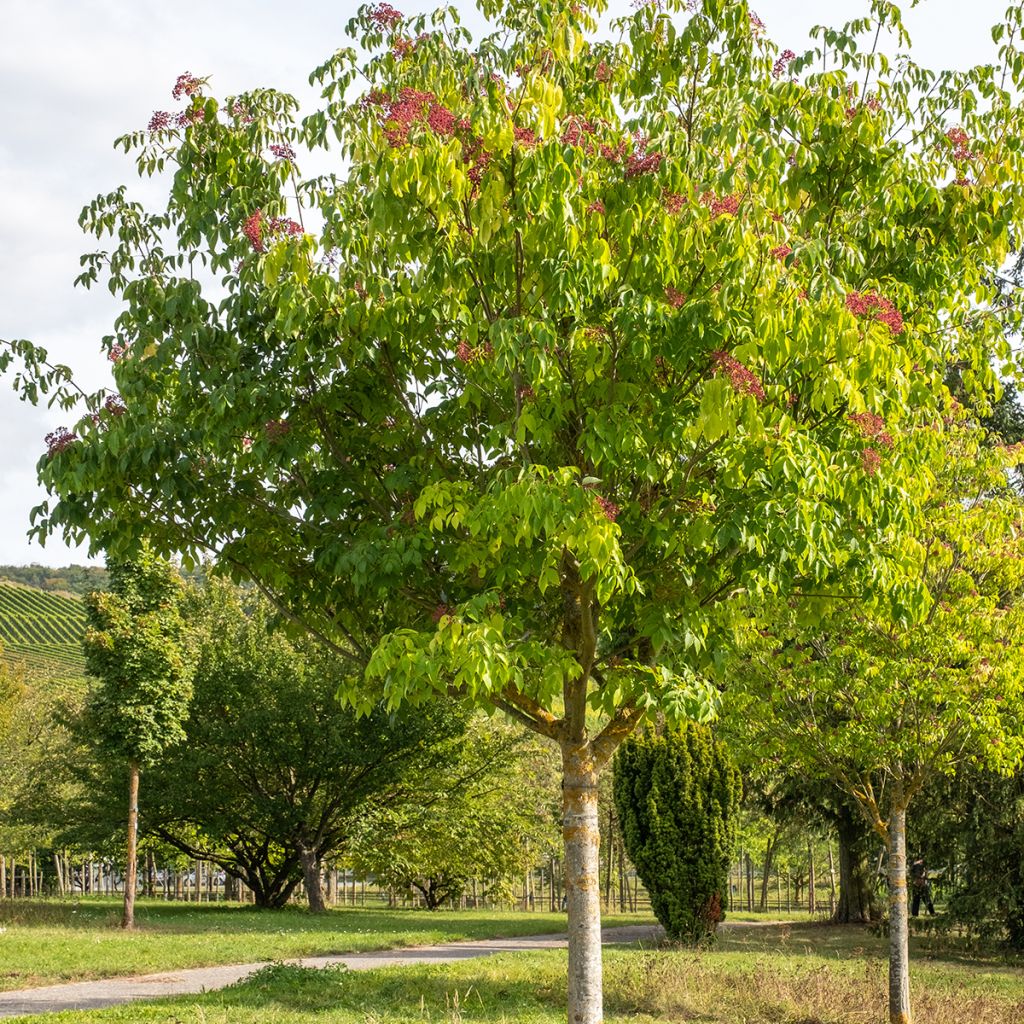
left=264, top=419, right=290, bottom=441
left=514, top=126, right=538, bottom=148
left=770, top=243, right=792, bottom=261
left=587, top=199, right=606, bottom=215
left=861, top=447, right=882, bottom=475
left=665, top=287, right=687, bottom=308
left=701, top=191, right=740, bottom=218
left=108, top=342, right=129, bottom=363
left=749, top=11, right=766, bottom=33
left=625, top=149, right=662, bottom=178
left=431, top=603, right=453, bottom=623
left=231, top=100, right=255, bottom=124
left=772, top=49, right=796, bottom=79
left=845, top=291, right=904, bottom=336
left=45, top=427, right=77, bottom=457
left=517, top=384, right=535, bottom=403
left=269, top=143, right=296, bottom=161
left=561, top=115, right=595, bottom=147
left=243, top=211, right=264, bottom=252
left=269, top=217, right=303, bottom=236
left=104, top=395, right=126, bottom=417
left=946, top=127, right=972, bottom=161
left=368, top=3, right=403, bottom=29
left=711, top=351, right=765, bottom=401
left=596, top=61, right=611, bottom=82
left=392, top=37, right=414, bottom=58
left=595, top=495, right=620, bottom=522
left=172, top=72, right=202, bottom=100
left=848, top=411, right=893, bottom=446
left=456, top=340, right=493, bottom=363
left=663, top=191, right=686, bottom=214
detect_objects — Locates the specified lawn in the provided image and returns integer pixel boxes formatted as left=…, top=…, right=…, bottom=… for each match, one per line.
left=5, top=918, right=1023, bottom=1023
left=0, top=898, right=649, bottom=991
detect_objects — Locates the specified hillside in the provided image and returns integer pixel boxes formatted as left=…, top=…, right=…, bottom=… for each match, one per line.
left=0, top=564, right=108, bottom=597
left=0, top=582, right=87, bottom=679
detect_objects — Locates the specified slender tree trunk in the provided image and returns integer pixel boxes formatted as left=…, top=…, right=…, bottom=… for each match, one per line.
left=759, top=832, right=778, bottom=912
left=887, top=805, right=912, bottom=1024
left=300, top=847, right=327, bottom=913
left=808, top=840, right=816, bottom=914
left=828, top=843, right=837, bottom=916
left=122, top=761, right=140, bottom=930
left=562, top=744, right=602, bottom=1024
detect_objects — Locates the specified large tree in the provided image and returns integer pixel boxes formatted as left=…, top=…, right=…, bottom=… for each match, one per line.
left=5, top=1, right=1024, bottom=1017
left=82, top=549, right=191, bottom=929
left=137, top=580, right=469, bottom=910
left=726, top=424, right=1024, bottom=1024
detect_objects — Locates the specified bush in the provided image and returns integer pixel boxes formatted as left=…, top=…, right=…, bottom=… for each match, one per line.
left=614, top=723, right=741, bottom=943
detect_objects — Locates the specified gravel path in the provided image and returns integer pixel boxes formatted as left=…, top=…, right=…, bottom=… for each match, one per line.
left=0, top=924, right=667, bottom=1019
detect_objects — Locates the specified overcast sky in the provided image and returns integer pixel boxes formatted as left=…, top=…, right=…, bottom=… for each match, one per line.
left=0, top=0, right=1011, bottom=567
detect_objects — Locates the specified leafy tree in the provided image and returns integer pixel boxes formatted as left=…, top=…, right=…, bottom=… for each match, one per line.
left=350, top=720, right=558, bottom=909
left=131, top=580, right=469, bottom=910
left=6, top=1, right=1024, bottom=1016
left=82, top=549, right=191, bottom=928
left=726, top=425, right=1024, bottom=1024
left=614, top=723, right=740, bottom=942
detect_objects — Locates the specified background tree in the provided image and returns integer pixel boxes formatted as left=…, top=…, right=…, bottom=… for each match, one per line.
left=614, top=723, right=740, bottom=942
left=82, top=549, right=191, bottom=929
left=124, top=580, right=469, bottom=911
left=726, top=425, right=1024, bottom=1024
left=350, top=720, right=558, bottom=909
left=6, top=1, right=1024, bottom=1018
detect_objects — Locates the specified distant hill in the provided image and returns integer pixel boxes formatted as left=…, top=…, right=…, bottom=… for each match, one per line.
left=0, top=564, right=108, bottom=597
left=0, top=581, right=87, bottom=680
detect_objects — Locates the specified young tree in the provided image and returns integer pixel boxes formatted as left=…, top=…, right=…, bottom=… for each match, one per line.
left=6, top=1, right=1024, bottom=1016
left=82, top=550, right=190, bottom=929
left=613, top=723, right=740, bottom=942
left=726, top=426, right=1024, bottom=1024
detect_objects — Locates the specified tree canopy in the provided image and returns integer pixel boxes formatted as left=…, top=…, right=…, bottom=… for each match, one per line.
left=6, top=0, right=1024, bottom=1017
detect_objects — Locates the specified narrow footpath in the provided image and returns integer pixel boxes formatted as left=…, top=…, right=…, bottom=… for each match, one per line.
left=0, top=924, right=666, bottom=1019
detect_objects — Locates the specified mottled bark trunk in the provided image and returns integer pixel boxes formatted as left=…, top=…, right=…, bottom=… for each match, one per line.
left=122, top=762, right=139, bottom=930
left=562, top=745, right=602, bottom=1024
left=887, top=805, right=912, bottom=1024
left=300, top=847, right=327, bottom=913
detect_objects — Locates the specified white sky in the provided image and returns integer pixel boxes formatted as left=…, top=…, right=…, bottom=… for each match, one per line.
left=0, top=0, right=1010, bottom=566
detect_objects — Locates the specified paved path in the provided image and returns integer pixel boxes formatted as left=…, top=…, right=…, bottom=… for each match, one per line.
left=0, top=924, right=666, bottom=1019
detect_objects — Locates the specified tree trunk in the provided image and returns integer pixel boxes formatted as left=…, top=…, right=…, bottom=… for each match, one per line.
left=122, top=761, right=140, bottom=930
left=759, top=832, right=779, bottom=912
left=562, top=744, right=602, bottom=1024
left=300, top=847, right=327, bottom=913
left=834, top=803, right=879, bottom=923
left=887, top=805, right=912, bottom=1024
left=808, top=840, right=816, bottom=914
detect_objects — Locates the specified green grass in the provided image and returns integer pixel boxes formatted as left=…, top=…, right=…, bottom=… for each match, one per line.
left=12, top=921, right=1023, bottom=1024
left=0, top=580, right=86, bottom=679
left=0, top=899, right=649, bottom=991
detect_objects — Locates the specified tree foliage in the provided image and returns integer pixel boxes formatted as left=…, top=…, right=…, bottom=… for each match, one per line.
left=614, top=723, right=740, bottom=942
left=83, top=551, right=191, bottom=768
left=350, top=720, right=558, bottom=909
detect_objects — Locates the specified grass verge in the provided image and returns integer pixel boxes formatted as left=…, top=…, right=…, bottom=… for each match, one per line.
left=0, top=898, right=649, bottom=991
left=5, top=921, right=1022, bottom=1023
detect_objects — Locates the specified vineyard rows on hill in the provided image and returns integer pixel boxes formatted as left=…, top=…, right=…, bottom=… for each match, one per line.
left=0, top=581, right=87, bottom=678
